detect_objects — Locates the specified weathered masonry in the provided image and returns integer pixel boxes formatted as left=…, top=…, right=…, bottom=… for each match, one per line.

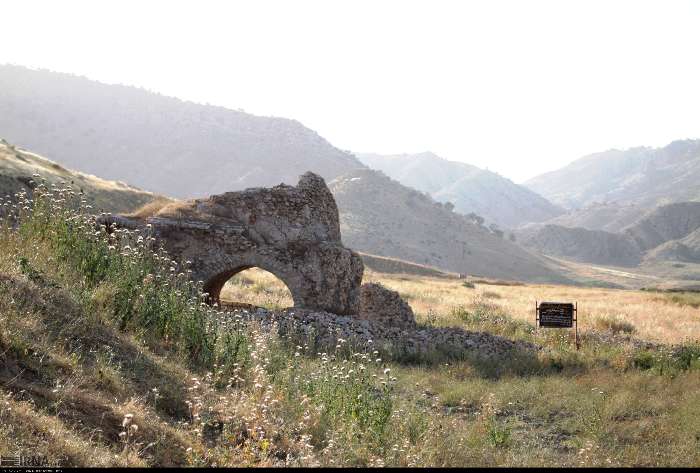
left=100, top=172, right=364, bottom=315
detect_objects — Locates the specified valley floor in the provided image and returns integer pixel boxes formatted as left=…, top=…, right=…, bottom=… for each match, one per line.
left=225, top=267, right=700, bottom=345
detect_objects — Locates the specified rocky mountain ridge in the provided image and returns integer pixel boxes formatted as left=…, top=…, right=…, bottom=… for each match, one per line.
left=525, top=139, right=700, bottom=211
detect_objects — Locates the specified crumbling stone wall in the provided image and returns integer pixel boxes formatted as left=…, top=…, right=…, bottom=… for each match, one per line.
left=358, top=283, right=416, bottom=330
left=101, top=172, right=364, bottom=315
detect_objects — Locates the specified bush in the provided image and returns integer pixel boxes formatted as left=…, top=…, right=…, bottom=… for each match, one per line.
left=593, top=315, right=636, bottom=335
left=450, top=296, right=533, bottom=340
left=481, top=290, right=502, bottom=299
left=486, top=420, right=511, bottom=448
left=631, top=344, right=700, bottom=375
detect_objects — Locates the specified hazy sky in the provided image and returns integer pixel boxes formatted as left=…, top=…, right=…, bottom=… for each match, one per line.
left=2, top=0, right=699, bottom=182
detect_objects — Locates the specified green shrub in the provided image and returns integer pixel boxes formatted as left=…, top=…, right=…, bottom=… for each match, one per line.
left=674, top=344, right=700, bottom=370
left=632, top=351, right=656, bottom=370
left=631, top=344, right=700, bottom=375
left=486, top=420, right=512, bottom=448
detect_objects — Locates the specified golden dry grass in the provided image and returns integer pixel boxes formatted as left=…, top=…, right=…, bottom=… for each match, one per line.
left=0, top=142, right=162, bottom=214
left=220, top=268, right=294, bottom=310
left=222, top=268, right=700, bottom=344
left=366, top=271, right=700, bottom=344
left=122, top=196, right=176, bottom=218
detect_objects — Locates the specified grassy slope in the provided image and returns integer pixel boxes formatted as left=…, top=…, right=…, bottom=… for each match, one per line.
left=0, top=138, right=167, bottom=214
left=2, top=184, right=700, bottom=467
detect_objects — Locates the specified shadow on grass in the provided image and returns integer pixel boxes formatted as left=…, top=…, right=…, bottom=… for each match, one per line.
left=0, top=273, right=191, bottom=419
left=254, top=308, right=589, bottom=380
left=386, top=326, right=589, bottom=380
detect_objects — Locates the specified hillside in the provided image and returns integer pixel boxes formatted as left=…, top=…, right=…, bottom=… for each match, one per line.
left=517, top=224, right=642, bottom=267
left=0, top=65, right=364, bottom=199
left=356, top=152, right=563, bottom=228
left=644, top=228, right=700, bottom=264
left=543, top=202, right=648, bottom=233
left=622, top=202, right=700, bottom=251
left=329, top=168, right=568, bottom=283
left=0, top=138, right=163, bottom=213
left=358, top=252, right=453, bottom=278
left=524, top=139, right=700, bottom=210
left=519, top=201, right=700, bottom=271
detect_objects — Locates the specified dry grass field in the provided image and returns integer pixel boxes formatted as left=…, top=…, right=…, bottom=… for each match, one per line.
left=221, top=270, right=295, bottom=311
left=216, top=268, right=700, bottom=467
left=225, top=268, right=700, bottom=345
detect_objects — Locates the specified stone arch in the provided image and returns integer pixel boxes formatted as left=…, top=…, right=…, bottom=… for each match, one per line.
left=100, top=172, right=364, bottom=315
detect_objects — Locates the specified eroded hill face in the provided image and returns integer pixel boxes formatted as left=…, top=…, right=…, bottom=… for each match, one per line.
left=518, top=140, right=700, bottom=279
left=329, top=168, right=569, bottom=283
left=622, top=202, right=700, bottom=252
left=356, top=152, right=564, bottom=228
left=517, top=224, right=643, bottom=267
left=0, top=139, right=164, bottom=213
left=0, top=65, right=365, bottom=199
left=518, top=201, right=700, bottom=270
left=542, top=202, right=648, bottom=233
left=645, top=229, right=700, bottom=264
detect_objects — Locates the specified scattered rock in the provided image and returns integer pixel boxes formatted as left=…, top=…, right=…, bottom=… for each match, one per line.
left=234, top=307, right=537, bottom=361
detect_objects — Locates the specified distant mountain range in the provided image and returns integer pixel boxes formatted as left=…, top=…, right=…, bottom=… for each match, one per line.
left=519, top=139, right=700, bottom=279
left=524, top=139, right=700, bottom=211
left=356, top=152, right=564, bottom=228
left=329, top=168, right=569, bottom=283
left=0, top=65, right=364, bottom=199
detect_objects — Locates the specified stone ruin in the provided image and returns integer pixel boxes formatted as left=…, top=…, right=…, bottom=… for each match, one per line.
left=100, top=172, right=534, bottom=359
left=101, top=172, right=364, bottom=315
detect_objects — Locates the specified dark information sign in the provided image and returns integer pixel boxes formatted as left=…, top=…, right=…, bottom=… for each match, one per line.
left=538, top=302, right=574, bottom=328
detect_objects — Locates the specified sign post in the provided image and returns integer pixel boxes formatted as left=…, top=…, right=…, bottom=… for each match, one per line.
left=536, top=301, right=579, bottom=349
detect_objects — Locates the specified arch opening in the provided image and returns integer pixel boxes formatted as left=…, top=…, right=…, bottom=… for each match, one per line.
left=211, top=267, right=295, bottom=311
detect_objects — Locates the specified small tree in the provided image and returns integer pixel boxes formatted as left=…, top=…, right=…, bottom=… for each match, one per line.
left=467, top=212, right=485, bottom=226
